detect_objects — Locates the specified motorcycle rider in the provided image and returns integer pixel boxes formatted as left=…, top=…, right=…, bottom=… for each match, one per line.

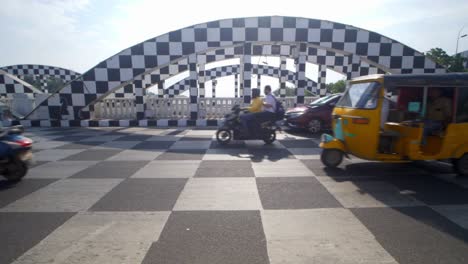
left=253, top=85, right=277, bottom=126
left=240, top=88, right=262, bottom=136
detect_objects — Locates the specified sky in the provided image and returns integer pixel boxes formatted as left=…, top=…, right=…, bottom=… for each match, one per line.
left=1, top=0, right=467, bottom=95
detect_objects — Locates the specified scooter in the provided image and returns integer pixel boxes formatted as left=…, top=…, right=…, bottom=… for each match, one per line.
left=216, top=105, right=280, bottom=145
left=0, top=125, right=33, bottom=182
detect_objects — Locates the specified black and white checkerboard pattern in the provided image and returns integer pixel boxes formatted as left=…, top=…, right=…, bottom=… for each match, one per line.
left=0, top=70, right=40, bottom=98
left=28, top=16, right=445, bottom=121
left=1, top=127, right=468, bottom=264
left=0, top=64, right=81, bottom=91
left=161, top=64, right=317, bottom=98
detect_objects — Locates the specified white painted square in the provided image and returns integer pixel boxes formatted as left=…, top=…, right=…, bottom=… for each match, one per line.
left=1, top=179, right=123, bottom=212
left=207, top=28, right=220, bottom=41
left=106, top=56, right=120, bottom=69
left=332, top=29, right=345, bottom=43
left=143, top=41, right=156, bottom=55
left=119, top=68, right=133, bottom=82
left=252, top=159, right=314, bottom=177
left=391, top=43, right=404, bottom=56
left=131, top=55, right=145, bottom=69
left=13, top=212, right=170, bottom=264
left=169, top=42, right=183, bottom=55
left=173, top=178, right=261, bottom=210
left=71, top=94, right=86, bottom=106
left=258, top=28, right=271, bottom=41
left=94, top=68, right=108, bottom=81
left=132, top=160, right=200, bottom=178
left=181, top=28, right=195, bottom=42
left=261, top=209, right=397, bottom=264
left=368, top=43, right=381, bottom=56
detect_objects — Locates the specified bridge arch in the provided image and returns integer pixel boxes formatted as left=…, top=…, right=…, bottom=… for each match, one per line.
left=27, top=16, right=444, bottom=121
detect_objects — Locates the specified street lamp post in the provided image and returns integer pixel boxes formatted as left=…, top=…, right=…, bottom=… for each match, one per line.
left=455, top=24, right=467, bottom=55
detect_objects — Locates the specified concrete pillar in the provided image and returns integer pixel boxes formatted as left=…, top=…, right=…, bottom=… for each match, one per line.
left=279, top=56, right=287, bottom=98
left=198, top=63, right=205, bottom=98
left=318, top=64, right=327, bottom=97
left=234, top=74, right=239, bottom=98
left=295, top=43, right=307, bottom=104
left=134, top=79, right=145, bottom=120
left=241, top=43, right=252, bottom=104
left=188, top=54, right=198, bottom=120
left=212, top=79, right=217, bottom=98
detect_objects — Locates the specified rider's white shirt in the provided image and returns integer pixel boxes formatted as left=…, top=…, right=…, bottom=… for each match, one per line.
left=264, top=94, right=276, bottom=113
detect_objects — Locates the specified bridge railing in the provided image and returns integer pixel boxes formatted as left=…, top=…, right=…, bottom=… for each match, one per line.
left=91, top=96, right=320, bottom=120
left=94, top=98, right=136, bottom=119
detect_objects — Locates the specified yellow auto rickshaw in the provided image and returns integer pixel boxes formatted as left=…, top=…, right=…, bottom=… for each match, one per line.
left=319, top=73, right=468, bottom=176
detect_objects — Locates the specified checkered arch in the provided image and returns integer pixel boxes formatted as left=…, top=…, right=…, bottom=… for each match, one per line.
left=28, top=16, right=445, bottom=121
left=0, top=70, right=43, bottom=98
left=0, top=64, right=81, bottom=91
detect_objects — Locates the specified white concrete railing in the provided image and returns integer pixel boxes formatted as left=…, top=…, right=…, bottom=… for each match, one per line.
left=94, top=98, right=136, bottom=119
left=199, top=97, right=244, bottom=119
left=145, top=97, right=190, bottom=119
left=78, top=96, right=321, bottom=120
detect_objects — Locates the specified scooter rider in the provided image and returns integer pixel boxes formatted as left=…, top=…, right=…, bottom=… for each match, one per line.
left=239, top=88, right=262, bottom=136
left=254, top=85, right=277, bottom=125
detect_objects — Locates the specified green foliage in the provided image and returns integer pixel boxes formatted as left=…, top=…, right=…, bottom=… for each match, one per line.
left=22, top=75, right=42, bottom=88
left=45, top=77, right=65, bottom=93
left=326, top=79, right=346, bottom=94
left=426, top=47, right=468, bottom=72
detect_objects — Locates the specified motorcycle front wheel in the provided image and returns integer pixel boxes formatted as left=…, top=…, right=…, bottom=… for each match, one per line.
left=216, top=129, right=232, bottom=145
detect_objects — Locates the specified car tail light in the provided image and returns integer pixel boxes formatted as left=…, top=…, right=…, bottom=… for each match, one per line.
left=352, top=117, right=369, bottom=124
left=15, top=138, right=32, bottom=147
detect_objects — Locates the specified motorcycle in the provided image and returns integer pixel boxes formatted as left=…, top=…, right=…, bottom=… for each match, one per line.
left=216, top=105, right=280, bottom=145
left=0, top=125, right=33, bottom=182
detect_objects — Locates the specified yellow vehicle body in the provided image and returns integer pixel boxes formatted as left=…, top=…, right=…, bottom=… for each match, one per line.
left=320, top=73, right=468, bottom=174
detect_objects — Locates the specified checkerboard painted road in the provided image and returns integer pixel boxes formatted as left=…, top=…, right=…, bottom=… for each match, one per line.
left=1, top=127, right=468, bottom=264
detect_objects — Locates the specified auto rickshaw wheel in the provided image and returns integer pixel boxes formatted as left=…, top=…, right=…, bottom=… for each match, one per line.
left=321, top=149, right=343, bottom=168
left=453, top=154, right=468, bottom=177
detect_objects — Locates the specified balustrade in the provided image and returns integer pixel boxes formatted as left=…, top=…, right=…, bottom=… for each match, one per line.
left=76, top=96, right=320, bottom=120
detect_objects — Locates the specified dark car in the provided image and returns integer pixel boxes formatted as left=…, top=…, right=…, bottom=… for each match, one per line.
left=284, top=94, right=342, bottom=133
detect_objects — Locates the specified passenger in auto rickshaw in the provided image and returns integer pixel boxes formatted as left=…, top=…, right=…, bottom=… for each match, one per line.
left=422, top=87, right=452, bottom=145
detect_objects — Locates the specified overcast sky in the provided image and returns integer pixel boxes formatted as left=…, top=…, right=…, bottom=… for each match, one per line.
left=1, top=0, right=467, bottom=74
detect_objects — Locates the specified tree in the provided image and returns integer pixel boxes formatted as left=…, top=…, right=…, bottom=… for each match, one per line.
left=326, top=80, right=346, bottom=94
left=22, top=75, right=42, bottom=88
left=45, top=77, right=65, bottom=93
left=426, top=48, right=452, bottom=67
left=425, top=47, right=467, bottom=72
